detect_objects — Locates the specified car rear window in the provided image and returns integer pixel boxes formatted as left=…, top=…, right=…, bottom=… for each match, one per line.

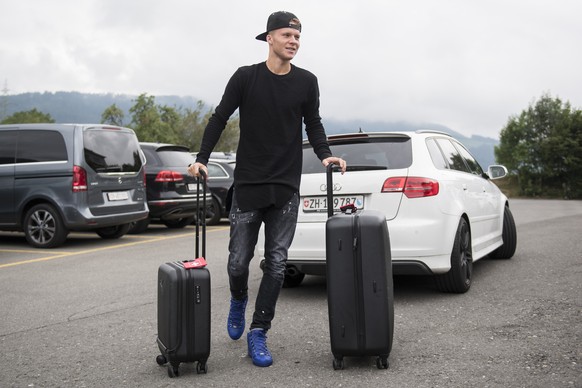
left=302, top=137, right=412, bottom=174
left=157, top=150, right=196, bottom=167
left=84, top=128, right=143, bottom=173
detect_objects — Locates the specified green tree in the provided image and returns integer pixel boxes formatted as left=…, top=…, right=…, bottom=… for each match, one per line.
left=1, top=108, right=54, bottom=124
left=495, top=93, right=582, bottom=198
left=178, top=103, right=240, bottom=154
left=101, top=104, right=125, bottom=126
left=124, top=94, right=240, bottom=153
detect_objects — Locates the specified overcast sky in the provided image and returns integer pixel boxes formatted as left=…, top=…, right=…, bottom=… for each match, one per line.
left=1, top=0, right=580, bottom=139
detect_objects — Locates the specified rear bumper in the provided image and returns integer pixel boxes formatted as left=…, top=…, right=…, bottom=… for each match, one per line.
left=260, top=211, right=460, bottom=275
left=147, top=195, right=211, bottom=220
left=62, top=205, right=149, bottom=230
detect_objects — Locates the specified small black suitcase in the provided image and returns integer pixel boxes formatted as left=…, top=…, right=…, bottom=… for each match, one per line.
left=325, top=164, right=394, bottom=370
left=156, top=173, right=211, bottom=378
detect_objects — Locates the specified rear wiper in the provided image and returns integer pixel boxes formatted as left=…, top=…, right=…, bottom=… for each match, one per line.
left=96, top=165, right=122, bottom=172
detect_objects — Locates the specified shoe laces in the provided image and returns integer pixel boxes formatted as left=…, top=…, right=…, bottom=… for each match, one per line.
left=228, top=298, right=246, bottom=327
left=250, top=330, right=270, bottom=355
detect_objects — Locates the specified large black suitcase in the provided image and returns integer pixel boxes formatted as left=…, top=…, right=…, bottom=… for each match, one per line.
left=156, top=173, right=211, bottom=378
left=325, top=164, right=394, bottom=370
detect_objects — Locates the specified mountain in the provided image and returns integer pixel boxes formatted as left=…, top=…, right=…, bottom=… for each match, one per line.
left=2, top=91, right=498, bottom=167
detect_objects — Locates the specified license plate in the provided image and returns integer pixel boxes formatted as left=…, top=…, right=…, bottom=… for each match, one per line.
left=187, top=184, right=197, bottom=191
left=107, top=191, right=129, bottom=201
left=302, top=195, right=364, bottom=213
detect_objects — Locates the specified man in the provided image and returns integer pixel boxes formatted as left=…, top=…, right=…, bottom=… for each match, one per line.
left=188, top=10, right=346, bottom=367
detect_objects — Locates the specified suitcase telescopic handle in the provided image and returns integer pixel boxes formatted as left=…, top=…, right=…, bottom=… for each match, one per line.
left=326, top=163, right=335, bottom=218
left=196, top=169, right=208, bottom=259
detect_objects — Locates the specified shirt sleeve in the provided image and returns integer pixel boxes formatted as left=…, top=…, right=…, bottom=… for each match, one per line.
left=303, top=76, right=332, bottom=161
left=195, top=70, right=242, bottom=165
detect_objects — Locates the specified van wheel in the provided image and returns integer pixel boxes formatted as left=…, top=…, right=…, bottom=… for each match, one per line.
left=436, top=217, right=472, bottom=293
left=96, top=224, right=130, bottom=239
left=24, top=204, right=69, bottom=248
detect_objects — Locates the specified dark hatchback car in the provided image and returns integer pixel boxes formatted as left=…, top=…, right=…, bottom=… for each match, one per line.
left=205, top=159, right=235, bottom=225
left=128, top=143, right=212, bottom=233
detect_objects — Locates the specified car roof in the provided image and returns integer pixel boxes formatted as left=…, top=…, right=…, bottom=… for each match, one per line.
left=0, top=123, right=131, bottom=132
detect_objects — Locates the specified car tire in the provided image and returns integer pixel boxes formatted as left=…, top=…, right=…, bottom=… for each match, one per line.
left=128, top=218, right=151, bottom=234
left=23, top=203, right=69, bottom=248
left=163, top=217, right=195, bottom=229
left=96, top=223, right=131, bottom=239
left=436, top=217, right=473, bottom=293
left=205, top=197, right=222, bottom=226
left=490, top=206, right=517, bottom=259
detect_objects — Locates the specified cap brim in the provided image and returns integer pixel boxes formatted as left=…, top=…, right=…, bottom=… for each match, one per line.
left=255, top=32, right=268, bottom=41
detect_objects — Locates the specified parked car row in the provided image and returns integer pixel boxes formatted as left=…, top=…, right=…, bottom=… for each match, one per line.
left=0, top=124, right=223, bottom=248
left=2, top=124, right=516, bottom=295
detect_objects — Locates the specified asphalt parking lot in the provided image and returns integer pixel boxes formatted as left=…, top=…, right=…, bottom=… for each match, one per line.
left=1, top=199, right=581, bottom=387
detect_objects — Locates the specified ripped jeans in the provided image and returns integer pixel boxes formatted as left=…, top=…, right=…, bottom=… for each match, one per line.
left=227, top=191, right=299, bottom=331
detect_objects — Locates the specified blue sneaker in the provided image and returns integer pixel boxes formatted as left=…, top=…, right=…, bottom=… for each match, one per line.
left=227, top=296, right=247, bottom=340
left=247, top=329, right=273, bottom=367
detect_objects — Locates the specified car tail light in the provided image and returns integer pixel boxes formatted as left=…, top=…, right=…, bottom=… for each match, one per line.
left=155, top=170, right=183, bottom=182
left=382, top=176, right=439, bottom=198
left=72, top=165, right=88, bottom=192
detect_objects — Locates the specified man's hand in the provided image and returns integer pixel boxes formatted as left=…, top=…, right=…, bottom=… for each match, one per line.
left=322, top=157, right=347, bottom=174
left=187, top=162, right=208, bottom=178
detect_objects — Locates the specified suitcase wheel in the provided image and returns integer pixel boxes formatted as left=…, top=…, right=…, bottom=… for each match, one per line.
left=376, top=356, right=389, bottom=370
left=196, top=361, right=208, bottom=374
left=156, top=355, right=167, bottom=366
left=332, top=357, right=344, bottom=370
left=167, top=363, right=180, bottom=378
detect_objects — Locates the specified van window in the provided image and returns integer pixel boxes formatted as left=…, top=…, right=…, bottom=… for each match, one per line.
left=83, top=129, right=143, bottom=173
left=0, top=131, right=17, bottom=164
left=16, top=130, right=67, bottom=164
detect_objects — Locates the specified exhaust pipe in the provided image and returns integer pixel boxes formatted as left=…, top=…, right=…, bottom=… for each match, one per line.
left=286, top=265, right=300, bottom=277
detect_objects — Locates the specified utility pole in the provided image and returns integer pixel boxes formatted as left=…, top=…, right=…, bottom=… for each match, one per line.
left=0, top=79, right=9, bottom=121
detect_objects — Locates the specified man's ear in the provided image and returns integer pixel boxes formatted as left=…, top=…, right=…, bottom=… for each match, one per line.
left=266, top=33, right=273, bottom=44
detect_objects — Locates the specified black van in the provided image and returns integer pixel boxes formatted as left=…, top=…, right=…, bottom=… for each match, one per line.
left=0, top=124, right=149, bottom=248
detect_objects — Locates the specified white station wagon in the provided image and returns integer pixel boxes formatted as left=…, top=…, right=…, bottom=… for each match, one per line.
left=258, top=130, right=517, bottom=293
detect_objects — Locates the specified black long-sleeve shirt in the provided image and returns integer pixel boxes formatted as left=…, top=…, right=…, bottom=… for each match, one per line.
left=196, top=62, right=332, bottom=211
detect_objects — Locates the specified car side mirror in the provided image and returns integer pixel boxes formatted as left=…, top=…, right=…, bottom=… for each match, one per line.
left=487, top=165, right=508, bottom=180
